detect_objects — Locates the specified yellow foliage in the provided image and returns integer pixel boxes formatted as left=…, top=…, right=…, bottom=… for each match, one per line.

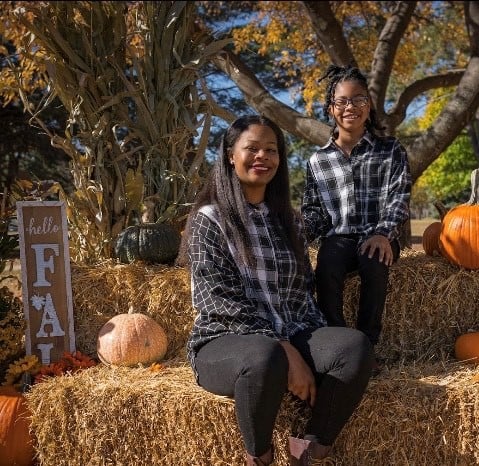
left=226, top=1, right=469, bottom=113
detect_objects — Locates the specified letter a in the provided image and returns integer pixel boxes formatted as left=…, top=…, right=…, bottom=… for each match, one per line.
left=35, top=293, right=66, bottom=338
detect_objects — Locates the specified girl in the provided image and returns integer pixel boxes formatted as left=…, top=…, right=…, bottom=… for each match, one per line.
left=302, top=65, right=412, bottom=375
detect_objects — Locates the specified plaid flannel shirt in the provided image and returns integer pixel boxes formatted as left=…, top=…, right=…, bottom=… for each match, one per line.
left=186, top=203, right=326, bottom=375
left=301, top=132, right=411, bottom=243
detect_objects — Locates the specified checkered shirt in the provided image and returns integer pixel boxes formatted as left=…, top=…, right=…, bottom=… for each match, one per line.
left=186, top=203, right=326, bottom=373
left=301, top=132, right=411, bottom=243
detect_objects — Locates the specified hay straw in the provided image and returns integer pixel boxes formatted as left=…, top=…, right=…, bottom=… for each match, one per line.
left=71, top=260, right=195, bottom=360
left=342, top=249, right=479, bottom=362
left=25, top=360, right=479, bottom=465
left=71, top=251, right=479, bottom=366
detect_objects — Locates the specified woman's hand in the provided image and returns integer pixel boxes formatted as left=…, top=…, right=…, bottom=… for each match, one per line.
left=279, top=341, right=316, bottom=407
left=359, top=234, right=393, bottom=266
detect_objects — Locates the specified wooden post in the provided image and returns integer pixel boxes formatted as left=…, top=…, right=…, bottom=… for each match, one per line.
left=16, top=201, right=75, bottom=364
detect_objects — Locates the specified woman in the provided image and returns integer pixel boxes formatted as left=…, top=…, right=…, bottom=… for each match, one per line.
left=179, top=115, right=373, bottom=465
left=301, top=66, right=411, bottom=375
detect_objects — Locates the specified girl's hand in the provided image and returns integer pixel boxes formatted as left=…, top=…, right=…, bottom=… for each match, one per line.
left=279, top=341, right=316, bottom=407
left=359, top=235, right=393, bottom=266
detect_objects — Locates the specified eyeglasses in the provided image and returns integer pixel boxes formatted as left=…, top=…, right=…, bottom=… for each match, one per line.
left=332, top=96, right=369, bottom=110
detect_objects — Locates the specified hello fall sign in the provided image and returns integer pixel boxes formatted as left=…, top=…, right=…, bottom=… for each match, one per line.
left=17, top=201, right=75, bottom=364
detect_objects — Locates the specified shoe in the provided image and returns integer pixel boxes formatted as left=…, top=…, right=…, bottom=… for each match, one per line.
left=246, top=445, right=274, bottom=465
left=289, top=436, right=332, bottom=465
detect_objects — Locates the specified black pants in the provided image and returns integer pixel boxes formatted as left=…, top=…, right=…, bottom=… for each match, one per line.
left=194, top=327, right=372, bottom=456
left=315, top=235, right=400, bottom=345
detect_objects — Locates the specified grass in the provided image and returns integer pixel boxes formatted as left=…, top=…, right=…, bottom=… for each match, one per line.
left=411, top=218, right=437, bottom=237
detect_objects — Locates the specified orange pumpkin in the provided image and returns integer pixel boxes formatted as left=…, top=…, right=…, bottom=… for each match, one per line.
left=422, top=222, right=442, bottom=256
left=0, top=386, right=35, bottom=466
left=422, top=201, right=447, bottom=256
left=97, top=311, right=168, bottom=366
left=454, top=332, right=479, bottom=363
left=439, top=169, right=479, bottom=269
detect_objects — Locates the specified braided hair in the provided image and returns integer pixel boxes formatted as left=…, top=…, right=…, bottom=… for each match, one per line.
left=318, top=65, right=384, bottom=136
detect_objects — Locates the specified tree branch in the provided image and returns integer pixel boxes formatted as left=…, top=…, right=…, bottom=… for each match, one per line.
left=369, top=1, right=417, bottom=115
left=406, top=57, right=479, bottom=180
left=302, top=1, right=357, bottom=67
left=385, top=70, right=464, bottom=131
left=211, top=49, right=330, bottom=144
left=465, top=0, right=479, bottom=56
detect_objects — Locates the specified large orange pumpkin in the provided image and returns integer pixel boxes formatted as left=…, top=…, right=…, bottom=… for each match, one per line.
left=0, top=386, right=35, bottom=466
left=97, top=312, right=168, bottom=366
left=439, top=169, right=479, bottom=269
left=454, top=332, right=479, bottom=363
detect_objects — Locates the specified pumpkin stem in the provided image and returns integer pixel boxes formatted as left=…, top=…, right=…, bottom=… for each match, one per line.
left=467, top=169, right=479, bottom=205
left=433, top=200, right=447, bottom=220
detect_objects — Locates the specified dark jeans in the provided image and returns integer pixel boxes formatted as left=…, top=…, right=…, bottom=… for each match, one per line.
left=315, top=235, right=400, bottom=345
left=194, top=327, right=373, bottom=456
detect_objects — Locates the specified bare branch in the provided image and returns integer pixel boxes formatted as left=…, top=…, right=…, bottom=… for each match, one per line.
left=466, top=0, right=479, bottom=56
left=385, top=70, right=465, bottom=131
left=211, top=49, right=330, bottom=144
left=369, top=2, right=417, bottom=114
left=302, top=1, right=357, bottom=67
left=406, top=57, right=479, bottom=180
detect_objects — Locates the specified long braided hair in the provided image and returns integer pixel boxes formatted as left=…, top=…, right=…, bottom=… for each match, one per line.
left=177, top=115, right=305, bottom=269
left=318, top=65, right=384, bottom=137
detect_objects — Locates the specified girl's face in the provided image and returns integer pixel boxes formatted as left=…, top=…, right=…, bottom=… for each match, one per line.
left=329, top=80, right=370, bottom=136
left=229, top=124, right=280, bottom=204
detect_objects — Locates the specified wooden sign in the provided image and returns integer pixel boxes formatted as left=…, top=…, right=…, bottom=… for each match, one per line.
left=17, top=201, right=76, bottom=364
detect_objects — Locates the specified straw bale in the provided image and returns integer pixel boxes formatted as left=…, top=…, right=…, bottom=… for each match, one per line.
left=25, top=359, right=479, bottom=466
left=70, top=251, right=479, bottom=366
left=342, top=249, right=479, bottom=362
left=71, top=261, right=194, bottom=360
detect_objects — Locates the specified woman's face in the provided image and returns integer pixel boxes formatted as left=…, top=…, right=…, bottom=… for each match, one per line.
left=229, top=124, right=280, bottom=204
left=329, top=80, right=370, bottom=136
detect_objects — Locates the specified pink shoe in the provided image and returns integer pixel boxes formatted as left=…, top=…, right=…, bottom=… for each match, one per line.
left=289, top=436, right=332, bottom=465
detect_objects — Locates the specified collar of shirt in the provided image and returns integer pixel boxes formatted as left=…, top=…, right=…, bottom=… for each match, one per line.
left=321, top=131, right=374, bottom=151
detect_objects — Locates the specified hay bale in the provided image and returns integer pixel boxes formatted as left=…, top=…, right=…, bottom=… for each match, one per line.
left=70, top=251, right=479, bottom=365
left=25, top=360, right=479, bottom=465
left=342, top=249, right=479, bottom=362
left=71, top=261, right=194, bottom=360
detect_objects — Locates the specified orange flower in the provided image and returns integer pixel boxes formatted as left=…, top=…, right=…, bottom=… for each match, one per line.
left=34, top=351, right=97, bottom=384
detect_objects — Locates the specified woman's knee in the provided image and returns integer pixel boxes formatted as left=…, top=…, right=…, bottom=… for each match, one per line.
left=242, top=335, right=289, bottom=378
left=320, top=327, right=373, bottom=371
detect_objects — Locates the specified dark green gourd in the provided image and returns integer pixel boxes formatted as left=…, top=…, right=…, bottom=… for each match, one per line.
left=114, top=223, right=181, bottom=264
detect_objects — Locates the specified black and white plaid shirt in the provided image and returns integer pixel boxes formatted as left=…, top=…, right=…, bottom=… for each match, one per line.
left=302, top=132, right=411, bottom=243
left=187, top=203, right=326, bottom=374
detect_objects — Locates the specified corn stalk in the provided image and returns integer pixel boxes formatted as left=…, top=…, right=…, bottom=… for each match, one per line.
left=11, top=1, right=229, bottom=263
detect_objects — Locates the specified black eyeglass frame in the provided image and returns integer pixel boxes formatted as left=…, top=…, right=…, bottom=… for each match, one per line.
left=331, top=96, right=369, bottom=109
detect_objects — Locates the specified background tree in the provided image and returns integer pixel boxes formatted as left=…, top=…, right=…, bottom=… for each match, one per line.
left=414, top=89, right=478, bottom=207
left=199, top=1, right=479, bottom=183
left=0, top=4, right=71, bottom=197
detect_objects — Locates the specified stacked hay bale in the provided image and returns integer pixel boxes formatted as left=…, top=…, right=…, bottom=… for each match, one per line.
left=25, top=250, right=479, bottom=465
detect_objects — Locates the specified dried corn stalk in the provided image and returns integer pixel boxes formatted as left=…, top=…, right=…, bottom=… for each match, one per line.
left=11, top=1, right=229, bottom=263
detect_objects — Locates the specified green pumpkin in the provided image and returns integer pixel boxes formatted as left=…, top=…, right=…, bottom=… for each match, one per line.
left=114, top=223, right=181, bottom=264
